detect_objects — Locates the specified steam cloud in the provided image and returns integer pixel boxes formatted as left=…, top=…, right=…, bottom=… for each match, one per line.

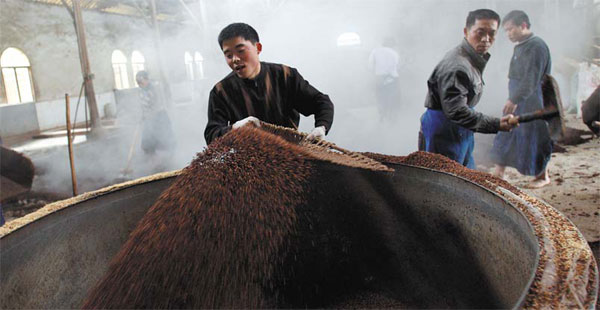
left=22, top=0, right=592, bottom=195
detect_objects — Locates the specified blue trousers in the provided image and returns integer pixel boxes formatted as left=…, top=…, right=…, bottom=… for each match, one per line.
left=420, top=109, right=475, bottom=169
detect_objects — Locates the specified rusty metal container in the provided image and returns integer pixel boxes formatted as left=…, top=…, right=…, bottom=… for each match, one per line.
left=0, top=161, right=597, bottom=309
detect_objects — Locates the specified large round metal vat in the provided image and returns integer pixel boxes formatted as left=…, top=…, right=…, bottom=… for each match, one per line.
left=0, top=162, right=596, bottom=309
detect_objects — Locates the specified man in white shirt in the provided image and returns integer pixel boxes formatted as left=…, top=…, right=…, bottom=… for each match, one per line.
left=368, top=36, right=401, bottom=121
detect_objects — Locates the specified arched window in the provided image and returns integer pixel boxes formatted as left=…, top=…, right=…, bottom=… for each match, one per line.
left=336, top=32, right=361, bottom=47
left=194, top=52, right=204, bottom=79
left=111, top=50, right=129, bottom=89
left=184, top=51, right=194, bottom=80
left=1, top=47, right=34, bottom=104
left=131, top=50, right=145, bottom=86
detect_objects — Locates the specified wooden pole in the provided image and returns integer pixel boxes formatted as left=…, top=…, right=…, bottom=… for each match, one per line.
left=66, top=94, right=78, bottom=196
left=71, top=0, right=101, bottom=130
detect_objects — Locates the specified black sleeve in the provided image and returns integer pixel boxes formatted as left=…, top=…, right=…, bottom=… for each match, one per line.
left=288, top=68, right=334, bottom=133
left=204, top=89, right=232, bottom=145
left=509, top=44, right=548, bottom=104
left=582, top=86, right=600, bottom=135
left=438, top=70, right=500, bottom=133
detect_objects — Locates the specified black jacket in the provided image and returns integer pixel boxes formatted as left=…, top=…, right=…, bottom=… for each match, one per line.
left=204, top=62, right=334, bottom=144
left=424, top=39, right=500, bottom=133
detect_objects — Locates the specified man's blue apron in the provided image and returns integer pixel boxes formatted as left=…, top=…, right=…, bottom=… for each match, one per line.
left=491, top=79, right=553, bottom=176
left=420, top=109, right=475, bottom=169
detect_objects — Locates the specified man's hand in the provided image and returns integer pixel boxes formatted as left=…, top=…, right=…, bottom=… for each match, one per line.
left=499, top=114, right=518, bottom=131
left=232, top=116, right=261, bottom=130
left=306, top=126, right=326, bottom=141
left=502, top=100, right=518, bottom=115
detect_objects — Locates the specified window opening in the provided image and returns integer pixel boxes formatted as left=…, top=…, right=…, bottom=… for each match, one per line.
left=131, top=50, right=146, bottom=86
left=1, top=47, right=35, bottom=104
left=194, top=52, right=204, bottom=79
left=112, top=50, right=130, bottom=89
left=184, top=51, right=194, bottom=80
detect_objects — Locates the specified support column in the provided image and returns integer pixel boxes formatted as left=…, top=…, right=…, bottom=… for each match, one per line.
left=71, top=0, right=101, bottom=129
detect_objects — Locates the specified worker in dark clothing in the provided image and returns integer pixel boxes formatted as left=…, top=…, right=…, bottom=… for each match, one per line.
left=136, top=71, right=175, bottom=155
left=204, top=23, right=334, bottom=145
left=582, top=86, right=600, bottom=136
left=419, top=9, right=516, bottom=169
left=491, top=10, right=553, bottom=188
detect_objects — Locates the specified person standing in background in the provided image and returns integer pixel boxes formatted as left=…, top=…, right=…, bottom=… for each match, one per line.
left=419, top=9, right=516, bottom=169
left=491, top=10, right=553, bottom=188
left=368, top=36, right=401, bottom=121
left=136, top=71, right=176, bottom=156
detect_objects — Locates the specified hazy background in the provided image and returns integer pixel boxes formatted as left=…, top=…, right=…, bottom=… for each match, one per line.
left=188, top=0, right=592, bottom=155
left=8, top=0, right=595, bottom=195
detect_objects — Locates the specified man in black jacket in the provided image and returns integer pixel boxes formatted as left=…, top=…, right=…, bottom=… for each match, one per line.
left=204, top=23, right=334, bottom=145
left=419, top=9, right=516, bottom=168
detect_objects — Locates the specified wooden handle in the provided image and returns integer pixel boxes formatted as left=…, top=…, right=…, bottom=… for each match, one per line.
left=513, top=109, right=560, bottom=124
left=508, top=116, right=520, bottom=126
left=66, top=94, right=78, bottom=196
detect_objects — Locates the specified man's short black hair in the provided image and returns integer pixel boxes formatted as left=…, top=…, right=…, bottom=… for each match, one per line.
left=218, top=23, right=260, bottom=48
left=502, top=10, right=531, bottom=29
left=136, top=70, right=149, bottom=81
left=466, top=9, right=501, bottom=29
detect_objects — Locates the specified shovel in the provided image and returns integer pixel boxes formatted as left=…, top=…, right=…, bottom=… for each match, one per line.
left=116, top=124, right=141, bottom=182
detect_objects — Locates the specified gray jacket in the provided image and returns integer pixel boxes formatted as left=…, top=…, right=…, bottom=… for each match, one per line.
left=424, top=39, right=500, bottom=133
left=139, top=81, right=166, bottom=120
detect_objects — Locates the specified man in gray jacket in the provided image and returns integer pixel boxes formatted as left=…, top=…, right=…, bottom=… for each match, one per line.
left=419, top=9, right=516, bottom=169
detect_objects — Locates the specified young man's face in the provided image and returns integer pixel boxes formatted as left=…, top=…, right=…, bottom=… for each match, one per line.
left=503, top=21, right=527, bottom=43
left=221, top=36, right=262, bottom=79
left=464, top=18, right=498, bottom=55
left=137, top=77, right=149, bottom=88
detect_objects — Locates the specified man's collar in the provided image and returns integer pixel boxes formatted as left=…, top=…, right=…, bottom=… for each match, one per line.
left=461, top=38, right=490, bottom=72
left=240, top=62, right=266, bottom=83
left=517, top=33, right=535, bottom=45
left=255, top=62, right=266, bottom=80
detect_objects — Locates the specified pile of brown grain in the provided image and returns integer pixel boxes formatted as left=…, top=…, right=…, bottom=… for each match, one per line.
left=82, top=127, right=313, bottom=309
left=1, top=146, right=35, bottom=201
left=81, top=133, right=596, bottom=309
